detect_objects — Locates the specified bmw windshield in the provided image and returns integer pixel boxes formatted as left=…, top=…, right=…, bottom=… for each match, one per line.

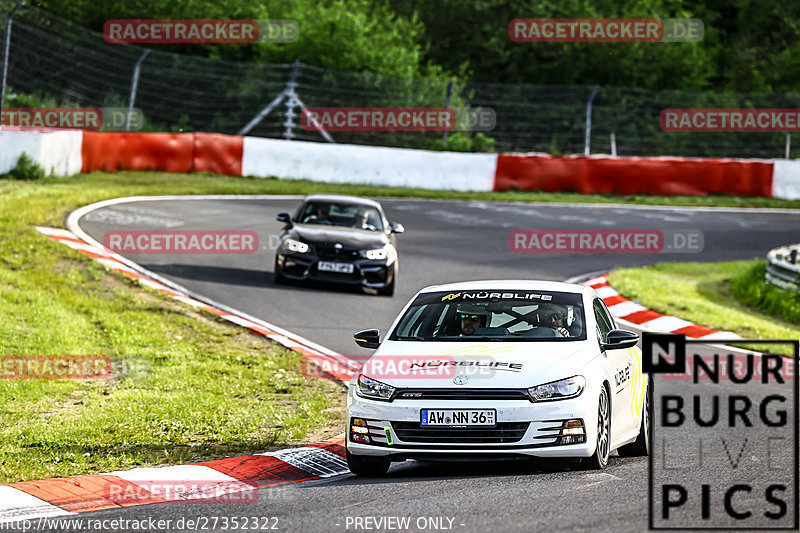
left=390, top=290, right=587, bottom=341
left=295, top=201, right=384, bottom=231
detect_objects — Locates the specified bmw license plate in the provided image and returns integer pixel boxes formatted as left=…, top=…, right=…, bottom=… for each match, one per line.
left=317, top=261, right=354, bottom=274
left=421, top=409, right=496, bottom=427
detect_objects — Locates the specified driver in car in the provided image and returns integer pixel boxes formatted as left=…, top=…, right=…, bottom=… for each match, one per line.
left=455, top=304, right=489, bottom=336
left=536, top=303, right=572, bottom=337
left=304, top=204, right=331, bottom=224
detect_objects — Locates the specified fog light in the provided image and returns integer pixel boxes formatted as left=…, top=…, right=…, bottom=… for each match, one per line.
left=350, top=418, right=371, bottom=443
left=558, top=419, right=585, bottom=444
left=562, top=420, right=585, bottom=436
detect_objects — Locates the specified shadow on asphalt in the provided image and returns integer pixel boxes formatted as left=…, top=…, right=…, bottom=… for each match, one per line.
left=140, top=263, right=382, bottom=297
left=141, top=264, right=269, bottom=288
left=335, top=459, right=595, bottom=485
left=328, top=454, right=641, bottom=487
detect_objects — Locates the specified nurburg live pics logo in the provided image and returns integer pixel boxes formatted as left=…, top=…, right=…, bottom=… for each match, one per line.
left=643, top=332, right=798, bottom=530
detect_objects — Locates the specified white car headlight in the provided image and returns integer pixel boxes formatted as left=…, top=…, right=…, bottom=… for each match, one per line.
left=528, top=376, right=585, bottom=402
left=283, top=238, right=309, bottom=254
left=362, top=245, right=394, bottom=261
left=356, top=374, right=395, bottom=401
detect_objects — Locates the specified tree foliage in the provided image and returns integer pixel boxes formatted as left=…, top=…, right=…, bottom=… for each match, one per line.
left=28, top=0, right=800, bottom=93
left=29, top=0, right=435, bottom=78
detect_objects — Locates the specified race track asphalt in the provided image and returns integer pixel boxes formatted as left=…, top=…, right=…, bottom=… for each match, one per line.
left=66, top=197, right=798, bottom=533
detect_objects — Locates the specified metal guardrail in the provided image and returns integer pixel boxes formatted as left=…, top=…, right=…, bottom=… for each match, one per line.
left=766, top=244, right=800, bottom=291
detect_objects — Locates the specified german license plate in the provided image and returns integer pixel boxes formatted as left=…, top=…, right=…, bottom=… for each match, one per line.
left=420, top=409, right=496, bottom=426
left=317, top=261, right=354, bottom=274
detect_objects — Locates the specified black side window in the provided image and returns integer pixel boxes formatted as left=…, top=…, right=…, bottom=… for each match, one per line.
left=593, top=298, right=614, bottom=343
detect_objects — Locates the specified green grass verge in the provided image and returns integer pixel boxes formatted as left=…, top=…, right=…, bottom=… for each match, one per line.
left=731, top=261, right=800, bottom=325
left=608, top=261, right=800, bottom=356
left=0, top=174, right=354, bottom=483
left=5, top=170, right=800, bottom=211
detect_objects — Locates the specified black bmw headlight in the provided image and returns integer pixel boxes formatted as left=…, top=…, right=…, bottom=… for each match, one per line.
left=282, top=238, right=310, bottom=254
left=360, top=244, right=395, bottom=261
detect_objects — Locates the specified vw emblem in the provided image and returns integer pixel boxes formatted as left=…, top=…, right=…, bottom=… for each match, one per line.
left=453, top=375, right=470, bottom=386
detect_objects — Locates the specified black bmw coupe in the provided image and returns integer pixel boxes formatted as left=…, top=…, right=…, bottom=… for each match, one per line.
left=273, top=195, right=404, bottom=296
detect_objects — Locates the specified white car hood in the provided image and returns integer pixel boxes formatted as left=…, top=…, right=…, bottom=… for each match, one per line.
left=359, top=340, right=599, bottom=389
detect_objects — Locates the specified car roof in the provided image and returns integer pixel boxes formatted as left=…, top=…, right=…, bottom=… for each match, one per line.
left=302, top=194, right=382, bottom=208
left=418, top=280, right=587, bottom=295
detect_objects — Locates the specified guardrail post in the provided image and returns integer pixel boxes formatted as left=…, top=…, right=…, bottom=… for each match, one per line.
left=125, top=49, right=150, bottom=132
left=785, top=134, right=791, bottom=159
left=282, top=60, right=300, bottom=140
left=0, top=1, right=26, bottom=131
left=442, top=80, right=453, bottom=144
left=584, top=85, right=600, bottom=156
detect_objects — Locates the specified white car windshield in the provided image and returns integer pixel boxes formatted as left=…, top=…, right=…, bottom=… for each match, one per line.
left=390, top=290, right=586, bottom=341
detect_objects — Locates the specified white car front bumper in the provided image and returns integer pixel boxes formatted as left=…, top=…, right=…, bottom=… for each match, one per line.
left=346, top=383, right=601, bottom=460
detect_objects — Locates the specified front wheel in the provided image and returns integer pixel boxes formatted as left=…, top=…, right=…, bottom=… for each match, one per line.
left=582, top=386, right=611, bottom=470
left=346, top=449, right=391, bottom=477
left=618, top=376, right=653, bottom=457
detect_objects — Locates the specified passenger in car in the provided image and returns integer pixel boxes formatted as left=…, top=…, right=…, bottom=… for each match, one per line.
left=536, top=303, right=573, bottom=337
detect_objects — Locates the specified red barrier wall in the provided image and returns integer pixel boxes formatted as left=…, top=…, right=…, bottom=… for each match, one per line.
left=82, top=133, right=193, bottom=173
left=495, top=154, right=774, bottom=197
left=192, top=133, right=243, bottom=176
left=82, top=132, right=243, bottom=176
left=79, top=132, right=776, bottom=197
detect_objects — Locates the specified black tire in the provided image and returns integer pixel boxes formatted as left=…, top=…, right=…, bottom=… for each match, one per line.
left=346, top=449, right=391, bottom=477
left=582, top=385, right=611, bottom=470
left=377, top=271, right=396, bottom=296
left=618, top=376, right=653, bottom=457
left=273, top=259, right=287, bottom=285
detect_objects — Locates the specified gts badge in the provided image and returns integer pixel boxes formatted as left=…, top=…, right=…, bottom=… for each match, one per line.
left=614, top=363, right=632, bottom=387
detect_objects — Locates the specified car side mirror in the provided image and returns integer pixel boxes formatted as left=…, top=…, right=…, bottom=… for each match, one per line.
left=601, top=329, right=639, bottom=351
left=354, top=329, right=380, bottom=349
left=389, top=222, right=404, bottom=234
left=277, top=212, right=292, bottom=226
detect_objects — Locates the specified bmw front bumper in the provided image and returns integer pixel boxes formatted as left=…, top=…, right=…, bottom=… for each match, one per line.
left=276, top=250, right=395, bottom=289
